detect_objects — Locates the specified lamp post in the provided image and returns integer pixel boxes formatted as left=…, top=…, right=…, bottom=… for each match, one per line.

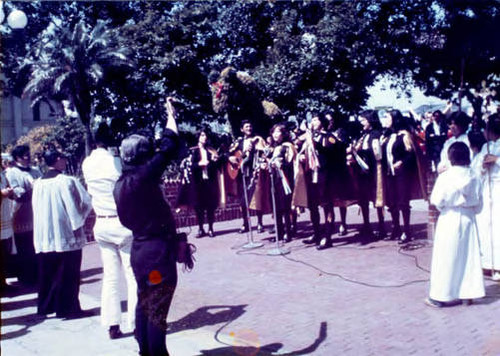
left=0, top=2, right=28, bottom=29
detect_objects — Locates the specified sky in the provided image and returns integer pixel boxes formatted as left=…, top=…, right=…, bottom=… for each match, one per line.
left=367, top=75, right=447, bottom=112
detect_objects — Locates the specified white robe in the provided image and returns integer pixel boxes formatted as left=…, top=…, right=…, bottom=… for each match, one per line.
left=32, top=173, right=92, bottom=253
left=429, top=166, right=485, bottom=302
left=437, top=134, right=471, bottom=173
left=471, top=138, right=500, bottom=270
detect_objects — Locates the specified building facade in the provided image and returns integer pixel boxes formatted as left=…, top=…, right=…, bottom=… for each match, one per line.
left=1, top=95, right=61, bottom=145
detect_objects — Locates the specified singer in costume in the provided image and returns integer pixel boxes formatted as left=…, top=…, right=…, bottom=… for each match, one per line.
left=347, top=110, right=385, bottom=242
left=227, top=120, right=266, bottom=233
left=295, top=114, right=331, bottom=249
left=381, top=110, right=427, bottom=244
left=323, top=114, right=355, bottom=242
left=177, top=128, right=223, bottom=238
left=251, top=124, right=296, bottom=242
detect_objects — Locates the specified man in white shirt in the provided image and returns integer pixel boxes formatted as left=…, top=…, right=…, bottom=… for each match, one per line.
left=82, top=123, right=137, bottom=339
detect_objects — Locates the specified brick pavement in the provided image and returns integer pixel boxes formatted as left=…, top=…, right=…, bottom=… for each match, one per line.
left=2, top=201, right=500, bottom=355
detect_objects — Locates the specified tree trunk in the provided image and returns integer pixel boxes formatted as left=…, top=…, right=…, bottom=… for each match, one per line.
left=72, top=94, right=93, bottom=157
left=84, top=122, right=92, bottom=157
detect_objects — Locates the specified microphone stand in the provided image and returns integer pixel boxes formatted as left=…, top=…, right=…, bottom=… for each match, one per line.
left=241, top=155, right=263, bottom=250
left=267, top=165, right=290, bottom=256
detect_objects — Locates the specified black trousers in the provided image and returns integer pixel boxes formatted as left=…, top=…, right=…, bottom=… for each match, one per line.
left=131, top=239, right=177, bottom=356
left=1, top=237, right=13, bottom=285
left=37, top=249, right=82, bottom=316
left=14, top=231, right=38, bottom=285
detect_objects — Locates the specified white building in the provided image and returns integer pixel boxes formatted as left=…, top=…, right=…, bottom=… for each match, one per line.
left=1, top=94, right=61, bottom=145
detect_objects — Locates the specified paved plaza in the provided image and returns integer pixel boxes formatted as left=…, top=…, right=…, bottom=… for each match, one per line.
left=2, top=201, right=500, bottom=355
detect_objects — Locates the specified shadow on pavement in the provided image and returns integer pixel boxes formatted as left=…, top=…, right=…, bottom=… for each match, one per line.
left=0, top=313, right=47, bottom=340
left=197, top=321, right=327, bottom=356
left=80, top=278, right=101, bottom=285
left=1, top=296, right=37, bottom=311
left=479, top=283, right=500, bottom=305
left=80, top=267, right=103, bottom=279
left=167, top=304, right=247, bottom=335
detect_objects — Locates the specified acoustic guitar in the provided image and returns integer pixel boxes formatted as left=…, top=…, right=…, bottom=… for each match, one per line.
left=226, top=136, right=266, bottom=180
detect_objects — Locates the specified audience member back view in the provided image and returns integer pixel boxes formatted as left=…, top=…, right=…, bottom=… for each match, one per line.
left=82, top=123, right=137, bottom=339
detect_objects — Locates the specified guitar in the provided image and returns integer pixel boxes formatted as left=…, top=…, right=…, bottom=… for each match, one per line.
left=226, top=136, right=266, bottom=180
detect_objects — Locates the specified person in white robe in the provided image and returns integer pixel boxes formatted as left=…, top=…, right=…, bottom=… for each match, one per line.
left=437, top=111, right=472, bottom=174
left=471, top=113, right=500, bottom=280
left=427, top=141, right=485, bottom=307
left=82, top=123, right=137, bottom=338
left=32, top=149, right=92, bottom=318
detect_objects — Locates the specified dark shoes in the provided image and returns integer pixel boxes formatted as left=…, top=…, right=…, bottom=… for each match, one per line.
left=303, top=236, right=319, bottom=245
left=398, top=232, right=411, bottom=244
left=196, top=229, right=206, bottom=238
left=386, top=228, right=402, bottom=241
left=257, top=224, right=265, bottom=233
left=58, top=309, right=94, bottom=320
left=424, top=297, right=444, bottom=308
left=208, top=229, right=215, bottom=238
left=316, top=238, right=332, bottom=250
left=284, top=233, right=292, bottom=243
left=109, top=325, right=123, bottom=339
left=374, top=229, right=386, bottom=240
left=238, top=226, right=249, bottom=234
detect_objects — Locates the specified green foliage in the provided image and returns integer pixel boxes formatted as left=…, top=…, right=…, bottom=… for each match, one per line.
left=21, top=12, right=135, bottom=154
left=2, top=0, right=499, bottom=151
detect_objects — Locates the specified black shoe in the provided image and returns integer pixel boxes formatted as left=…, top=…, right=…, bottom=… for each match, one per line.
left=238, top=226, right=249, bottom=234
left=387, top=228, right=402, bottom=241
left=338, top=225, right=347, bottom=236
left=424, top=297, right=444, bottom=308
left=208, top=230, right=215, bottom=238
left=109, top=325, right=123, bottom=339
left=374, top=229, right=386, bottom=240
left=302, top=236, right=319, bottom=245
left=196, top=229, right=206, bottom=238
left=257, top=224, right=265, bottom=233
left=59, top=309, right=94, bottom=320
left=284, top=233, right=291, bottom=243
left=316, top=238, right=332, bottom=250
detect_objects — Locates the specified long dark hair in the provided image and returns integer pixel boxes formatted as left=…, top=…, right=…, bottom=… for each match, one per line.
left=359, top=109, right=381, bottom=130
left=269, top=123, right=290, bottom=147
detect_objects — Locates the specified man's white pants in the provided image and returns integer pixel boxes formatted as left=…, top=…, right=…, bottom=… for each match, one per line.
left=94, top=217, right=137, bottom=330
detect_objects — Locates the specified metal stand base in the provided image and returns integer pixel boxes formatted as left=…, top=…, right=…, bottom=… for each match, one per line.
left=242, top=241, right=264, bottom=249
left=267, top=244, right=290, bottom=256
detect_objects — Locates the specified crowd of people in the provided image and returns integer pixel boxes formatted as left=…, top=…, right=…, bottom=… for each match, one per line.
left=1, top=96, right=499, bottom=354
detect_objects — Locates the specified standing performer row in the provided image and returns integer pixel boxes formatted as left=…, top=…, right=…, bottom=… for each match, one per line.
left=178, top=109, right=427, bottom=250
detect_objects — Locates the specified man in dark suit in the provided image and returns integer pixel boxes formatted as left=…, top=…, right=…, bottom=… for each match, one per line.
left=425, top=110, right=449, bottom=172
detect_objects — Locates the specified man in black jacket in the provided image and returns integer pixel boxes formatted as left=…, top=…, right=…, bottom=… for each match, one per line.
left=425, top=110, right=449, bottom=172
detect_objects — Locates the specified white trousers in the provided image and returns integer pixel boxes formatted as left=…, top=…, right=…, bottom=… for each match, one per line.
left=94, top=217, right=137, bottom=330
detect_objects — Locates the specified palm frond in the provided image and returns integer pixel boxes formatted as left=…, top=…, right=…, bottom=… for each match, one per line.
left=54, top=72, right=72, bottom=93
left=87, top=64, right=103, bottom=85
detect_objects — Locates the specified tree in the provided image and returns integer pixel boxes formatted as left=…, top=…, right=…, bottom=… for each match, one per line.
left=22, top=18, right=135, bottom=155
left=4, top=0, right=499, bottom=151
